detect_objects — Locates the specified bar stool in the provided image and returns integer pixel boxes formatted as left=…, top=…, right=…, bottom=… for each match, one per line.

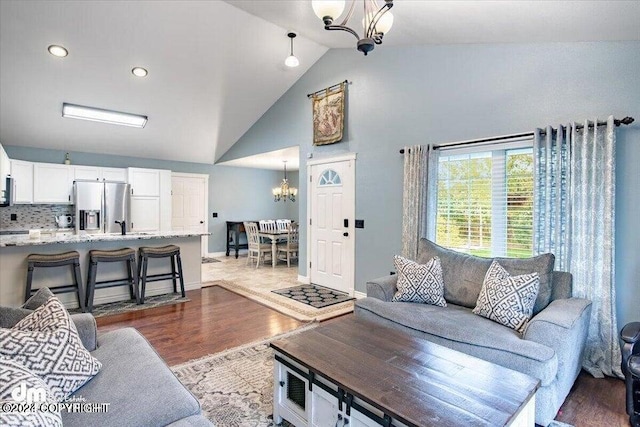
left=86, top=248, right=139, bottom=313
left=25, top=251, right=85, bottom=312
left=137, top=245, right=185, bottom=304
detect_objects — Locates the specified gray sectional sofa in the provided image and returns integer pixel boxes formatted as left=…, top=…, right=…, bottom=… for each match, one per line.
left=0, top=306, right=211, bottom=427
left=354, top=239, right=592, bottom=426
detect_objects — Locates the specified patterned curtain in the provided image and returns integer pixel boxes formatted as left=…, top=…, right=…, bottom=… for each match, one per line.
left=401, top=145, right=438, bottom=259
left=533, top=116, right=621, bottom=378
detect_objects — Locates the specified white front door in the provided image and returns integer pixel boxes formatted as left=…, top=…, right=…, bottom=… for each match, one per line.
left=172, top=174, right=208, bottom=255
left=309, top=157, right=355, bottom=295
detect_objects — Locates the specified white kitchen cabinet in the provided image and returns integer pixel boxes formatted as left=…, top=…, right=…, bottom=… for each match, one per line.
left=73, top=165, right=101, bottom=181
left=101, top=167, right=127, bottom=182
left=10, top=160, right=34, bottom=204
left=159, top=170, right=172, bottom=232
left=33, top=163, right=72, bottom=204
left=130, top=196, right=160, bottom=232
left=128, top=168, right=160, bottom=197
left=74, top=166, right=127, bottom=182
left=0, top=143, right=10, bottom=203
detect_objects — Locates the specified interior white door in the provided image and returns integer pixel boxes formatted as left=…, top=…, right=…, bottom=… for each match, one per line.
left=309, top=159, right=355, bottom=295
left=172, top=175, right=207, bottom=255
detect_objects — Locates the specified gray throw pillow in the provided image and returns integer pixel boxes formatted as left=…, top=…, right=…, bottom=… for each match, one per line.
left=473, top=260, right=540, bottom=333
left=22, top=287, right=55, bottom=311
left=0, top=297, right=102, bottom=402
left=392, top=255, right=447, bottom=307
left=417, top=239, right=554, bottom=314
left=0, top=358, right=62, bottom=426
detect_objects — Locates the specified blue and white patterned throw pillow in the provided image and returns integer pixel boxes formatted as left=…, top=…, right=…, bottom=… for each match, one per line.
left=392, top=255, right=447, bottom=307
left=473, top=260, right=540, bottom=333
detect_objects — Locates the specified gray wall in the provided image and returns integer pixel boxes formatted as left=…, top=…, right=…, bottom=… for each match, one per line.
left=220, top=41, right=640, bottom=328
left=3, top=145, right=299, bottom=253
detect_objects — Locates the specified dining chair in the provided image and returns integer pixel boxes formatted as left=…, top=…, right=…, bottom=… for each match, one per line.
left=277, top=222, right=299, bottom=267
left=259, top=220, right=278, bottom=233
left=276, top=219, right=291, bottom=232
left=244, top=222, right=272, bottom=268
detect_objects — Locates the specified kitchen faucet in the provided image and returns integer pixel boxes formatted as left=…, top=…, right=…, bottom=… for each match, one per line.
left=115, top=220, right=127, bottom=235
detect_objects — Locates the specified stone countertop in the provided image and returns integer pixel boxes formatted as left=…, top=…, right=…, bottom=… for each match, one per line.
left=0, top=231, right=210, bottom=247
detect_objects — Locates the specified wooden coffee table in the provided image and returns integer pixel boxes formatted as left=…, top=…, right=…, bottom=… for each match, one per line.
left=271, top=316, right=539, bottom=427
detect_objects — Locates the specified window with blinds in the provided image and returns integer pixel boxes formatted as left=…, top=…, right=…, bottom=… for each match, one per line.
left=435, top=140, right=534, bottom=258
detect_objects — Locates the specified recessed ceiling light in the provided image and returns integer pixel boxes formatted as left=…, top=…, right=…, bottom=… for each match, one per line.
left=131, top=67, right=148, bottom=77
left=48, top=45, right=68, bottom=58
left=62, top=103, right=148, bottom=128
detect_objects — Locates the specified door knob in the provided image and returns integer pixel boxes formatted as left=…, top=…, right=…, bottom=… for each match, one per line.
left=200, top=221, right=204, bottom=224
left=343, top=232, right=349, bottom=237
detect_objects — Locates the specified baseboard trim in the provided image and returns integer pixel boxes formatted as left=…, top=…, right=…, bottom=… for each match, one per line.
left=354, top=291, right=367, bottom=299
left=297, top=275, right=310, bottom=284
left=206, top=251, right=227, bottom=258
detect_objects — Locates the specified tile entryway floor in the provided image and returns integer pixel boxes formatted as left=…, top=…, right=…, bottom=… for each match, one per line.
left=201, top=254, right=354, bottom=322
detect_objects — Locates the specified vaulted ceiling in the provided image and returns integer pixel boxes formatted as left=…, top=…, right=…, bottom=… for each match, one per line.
left=1, top=1, right=638, bottom=165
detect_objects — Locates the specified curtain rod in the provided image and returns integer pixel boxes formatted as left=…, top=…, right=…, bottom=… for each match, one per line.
left=306, top=80, right=349, bottom=98
left=399, top=116, right=635, bottom=154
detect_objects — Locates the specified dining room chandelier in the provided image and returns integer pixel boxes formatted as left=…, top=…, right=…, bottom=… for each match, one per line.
left=273, top=161, right=297, bottom=202
left=312, top=0, right=394, bottom=56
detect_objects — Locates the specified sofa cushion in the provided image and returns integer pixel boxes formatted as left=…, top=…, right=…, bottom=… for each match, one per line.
left=392, top=255, right=446, bottom=306
left=355, top=297, right=558, bottom=386
left=473, top=261, right=539, bottom=333
left=417, top=239, right=555, bottom=314
left=0, top=358, right=62, bottom=427
left=61, top=328, right=201, bottom=427
left=0, top=297, right=102, bottom=402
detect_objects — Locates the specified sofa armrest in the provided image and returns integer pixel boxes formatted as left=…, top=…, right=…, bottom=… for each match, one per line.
left=366, top=275, right=398, bottom=302
left=70, top=313, right=98, bottom=351
left=621, top=322, right=640, bottom=344
left=524, top=298, right=592, bottom=387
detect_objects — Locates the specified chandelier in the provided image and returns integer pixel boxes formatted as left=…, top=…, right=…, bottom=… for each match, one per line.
left=273, top=161, right=297, bottom=202
left=312, top=0, right=394, bottom=56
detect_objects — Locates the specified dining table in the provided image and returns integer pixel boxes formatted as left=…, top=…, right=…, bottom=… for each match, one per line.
left=258, top=230, right=289, bottom=267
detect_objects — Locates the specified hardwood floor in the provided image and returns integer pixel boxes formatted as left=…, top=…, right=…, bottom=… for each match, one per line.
left=97, top=286, right=303, bottom=366
left=97, top=286, right=629, bottom=426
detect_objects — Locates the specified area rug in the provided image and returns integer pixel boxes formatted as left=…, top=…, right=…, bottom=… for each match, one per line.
left=172, top=323, right=318, bottom=427
left=272, top=284, right=354, bottom=308
left=202, top=257, right=222, bottom=264
left=211, top=280, right=354, bottom=322
left=70, top=293, right=190, bottom=318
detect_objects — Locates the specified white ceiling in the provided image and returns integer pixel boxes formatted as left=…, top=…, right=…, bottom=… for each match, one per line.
left=1, top=1, right=639, bottom=166
left=228, top=1, right=640, bottom=48
left=218, top=146, right=300, bottom=171
left=0, top=1, right=327, bottom=164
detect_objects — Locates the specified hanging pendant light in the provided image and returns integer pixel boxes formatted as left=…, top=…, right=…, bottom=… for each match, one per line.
left=273, top=161, right=297, bottom=202
left=284, top=32, right=300, bottom=68
left=312, top=0, right=394, bottom=56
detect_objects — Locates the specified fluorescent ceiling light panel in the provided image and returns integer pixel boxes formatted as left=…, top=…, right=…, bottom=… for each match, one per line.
left=62, top=103, right=148, bottom=128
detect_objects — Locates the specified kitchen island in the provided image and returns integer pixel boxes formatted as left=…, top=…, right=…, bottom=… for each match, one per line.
left=0, top=231, right=208, bottom=308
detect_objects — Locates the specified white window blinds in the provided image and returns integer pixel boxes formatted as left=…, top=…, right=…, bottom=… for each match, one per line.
left=435, top=139, right=534, bottom=258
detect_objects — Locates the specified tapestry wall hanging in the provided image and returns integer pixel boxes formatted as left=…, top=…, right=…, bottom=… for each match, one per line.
left=309, top=81, right=347, bottom=146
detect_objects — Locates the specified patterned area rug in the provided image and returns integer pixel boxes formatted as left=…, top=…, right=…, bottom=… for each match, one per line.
left=211, top=280, right=354, bottom=322
left=70, top=293, right=189, bottom=318
left=202, top=257, right=222, bottom=264
left=172, top=323, right=317, bottom=427
left=271, top=284, right=354, bottom=308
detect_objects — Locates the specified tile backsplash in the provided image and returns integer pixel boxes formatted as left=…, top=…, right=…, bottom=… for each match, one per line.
left=0, top=205, right=74, bottom=231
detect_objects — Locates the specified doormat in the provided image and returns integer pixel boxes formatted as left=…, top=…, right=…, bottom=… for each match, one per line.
left=171, top=323, right=318, bottom=426
left=70, top=293, right=190, bottom=318
left=202, top=257, right=221, bottom=264
left=212, top=280, right=354, bottom=322
left=272, top=284, right=354, bottom=309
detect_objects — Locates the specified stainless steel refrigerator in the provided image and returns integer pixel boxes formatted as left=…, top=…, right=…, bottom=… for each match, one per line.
left=74, top=180, right=131, bottom=234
